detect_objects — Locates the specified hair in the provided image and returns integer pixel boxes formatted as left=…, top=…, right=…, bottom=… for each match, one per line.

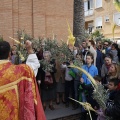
left=109, top=63, right=120, bottom=79
left=93, top=75, right=102, bottom=82
left=12, top=44, right=17, bottom=48
left=109, top=78, right=120, bottom=86
left=86, top=52, right=94, bottom=64
left=86, top=52, right=94, bottom=60
left=112, top=43, right=118, bottom=49
left=0, top=41, right=11, bottom=60
left=104, top=53, right=113, bottom=60
left=89, top=40, right=95, bottom=47
left=43, top=51, right=51, bottom=57
left=98, top=44, right=102, bottom=49
left=104, top=40, right=109, bottom=44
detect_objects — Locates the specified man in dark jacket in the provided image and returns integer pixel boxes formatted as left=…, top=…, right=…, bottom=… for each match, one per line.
left=105, top=78, right=120, bottom=120
left=96, top=48, right=103, bottom=76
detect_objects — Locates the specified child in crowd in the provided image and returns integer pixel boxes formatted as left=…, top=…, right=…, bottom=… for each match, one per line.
left=80, top=75, right=101, bottom=120
left=105, top=78, right=120, bottom=120
left=61, top=61, right=74, bottom=107
left=11, top=45, right=22, bottom=64
left=79, top=53, right=98, bottom=120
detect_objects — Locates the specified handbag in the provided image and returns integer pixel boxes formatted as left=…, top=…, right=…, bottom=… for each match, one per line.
left=44, top=72, right=53, bottom=85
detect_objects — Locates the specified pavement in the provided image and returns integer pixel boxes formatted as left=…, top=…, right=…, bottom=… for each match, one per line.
left=45, top=102, right=81, bottom=120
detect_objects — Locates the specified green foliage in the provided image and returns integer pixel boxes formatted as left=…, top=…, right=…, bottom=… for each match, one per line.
left=91, top=30, right=104, bottom=41
left=93, top=84, right=108, bottom=110
left=93, top=84, right=110, bottom=120
left=44, top=38, right=59, bottom=59
left=73, top=59, right=83, bottom=68
left=40, top=59, right=54, bottom=72
left=58, top=41, right=74, bottom=63
left=16, top=30, right=74, bottom=64
left=101, top=38, right=110, bottom=43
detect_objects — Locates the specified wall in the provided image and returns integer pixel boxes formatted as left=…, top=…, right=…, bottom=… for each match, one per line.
left=0, top=0, right=73, bottom=44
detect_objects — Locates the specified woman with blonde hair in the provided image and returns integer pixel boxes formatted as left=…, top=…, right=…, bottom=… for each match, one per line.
left=108, top=63, right=120, bottom=80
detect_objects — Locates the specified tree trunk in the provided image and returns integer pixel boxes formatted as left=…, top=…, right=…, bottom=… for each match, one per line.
left=73, top=0, right=85, bottom=46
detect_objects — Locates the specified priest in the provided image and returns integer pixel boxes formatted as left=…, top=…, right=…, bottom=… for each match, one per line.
left=0, top=40, right=46, bottom=120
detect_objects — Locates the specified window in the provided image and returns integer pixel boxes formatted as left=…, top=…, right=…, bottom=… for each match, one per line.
left=113, top=13, right=120, bottom=26
left=89, top=0, right=93, bottom=9
left=95, top=17, right=102, bottom=29
left=104, top=15, right=110, bottom=22
left=95, top=0, right=102, bottom=8
left=84, top=1, right=88, bottom=11
left=84, top=0, right=93, bottom=11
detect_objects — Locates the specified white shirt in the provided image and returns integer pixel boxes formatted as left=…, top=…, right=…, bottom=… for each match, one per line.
left=26, top=54, right=40, bottom=77
left=89, top=46, right=97, bottom=66
left=61, top=64, right=72, bottom=81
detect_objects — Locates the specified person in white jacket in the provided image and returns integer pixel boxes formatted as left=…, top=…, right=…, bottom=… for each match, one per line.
left=87, top=40, right=97, bottom=66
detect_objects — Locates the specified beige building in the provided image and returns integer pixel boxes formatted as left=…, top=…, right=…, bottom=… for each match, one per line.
left=84, top=0, right=120, bottom=41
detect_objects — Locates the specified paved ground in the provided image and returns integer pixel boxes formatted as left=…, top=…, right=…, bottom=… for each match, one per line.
left=45, top=102, right=81, bottom=120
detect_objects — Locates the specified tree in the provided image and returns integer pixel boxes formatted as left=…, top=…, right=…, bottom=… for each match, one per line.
left=73, top=0, right=85, bottom=46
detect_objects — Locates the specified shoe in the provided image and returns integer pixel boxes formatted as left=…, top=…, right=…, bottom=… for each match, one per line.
left=49, top=105, right=55, bottom=110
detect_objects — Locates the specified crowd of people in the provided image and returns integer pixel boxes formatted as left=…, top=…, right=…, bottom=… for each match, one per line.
left=0, top=38, right=120, bottom=120
left=35, top=39, right=120, bottom=120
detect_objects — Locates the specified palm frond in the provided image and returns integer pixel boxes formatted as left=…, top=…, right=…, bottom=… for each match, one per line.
left=114, top=0, right=120, bottom=11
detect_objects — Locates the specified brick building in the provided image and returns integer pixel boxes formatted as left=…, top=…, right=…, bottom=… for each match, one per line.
left=0, top=0, right=73, bottom=44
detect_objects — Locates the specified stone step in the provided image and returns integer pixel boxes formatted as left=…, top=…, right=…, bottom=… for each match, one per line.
left=45, top=103, right=81, bottom=120
left=52, top=113, right=81, bottom=120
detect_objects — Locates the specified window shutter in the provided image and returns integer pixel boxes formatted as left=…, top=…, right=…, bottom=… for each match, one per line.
left=114, top=13, right=120, bottom=25
left=95, top=17, right=102, bottom=28
left=96, top=0, right=102, bottom=8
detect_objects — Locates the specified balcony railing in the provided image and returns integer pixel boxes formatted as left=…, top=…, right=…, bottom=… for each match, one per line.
left=84, top=9, right=94, bottom=17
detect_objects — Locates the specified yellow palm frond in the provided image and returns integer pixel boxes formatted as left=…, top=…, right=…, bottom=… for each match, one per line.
left=69, top=97, right=96, bottom=120
left=69, top=97, right=96, bottom=112
left=9, top=37, right=23, bottom=46
left=114, top=0, right=120, bottom=11
left=112, top=24, right=117, bottom=40
left=66, top=20, right=75, bottom=46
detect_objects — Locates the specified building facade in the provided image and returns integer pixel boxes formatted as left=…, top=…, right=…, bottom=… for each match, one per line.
left=0, top=0, right=73, bottom=44
left=84, top=0, right=120, bottom=41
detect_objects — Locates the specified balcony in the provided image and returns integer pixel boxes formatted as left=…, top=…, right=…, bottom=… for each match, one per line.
left=85, top=9, right=94, bottom=17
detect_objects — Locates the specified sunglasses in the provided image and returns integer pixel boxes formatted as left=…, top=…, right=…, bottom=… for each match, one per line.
left=104, top=44, right=108, bottom=46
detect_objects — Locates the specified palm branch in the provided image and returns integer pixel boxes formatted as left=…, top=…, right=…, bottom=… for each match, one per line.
left=114, top=0, right=120, bottom=11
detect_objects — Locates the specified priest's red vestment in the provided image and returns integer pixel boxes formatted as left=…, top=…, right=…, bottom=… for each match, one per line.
left=0, top=61, right=46, bottom=120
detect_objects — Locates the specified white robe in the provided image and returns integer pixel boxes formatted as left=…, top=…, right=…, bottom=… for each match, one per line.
left=26, top=54, right=40, bottom=77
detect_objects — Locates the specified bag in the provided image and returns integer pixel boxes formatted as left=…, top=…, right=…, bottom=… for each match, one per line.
left=44, top=72, right=53, bottom=85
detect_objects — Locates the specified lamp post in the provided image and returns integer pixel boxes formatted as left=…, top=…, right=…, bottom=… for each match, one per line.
left=88, top=26, right=94, bottom=34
